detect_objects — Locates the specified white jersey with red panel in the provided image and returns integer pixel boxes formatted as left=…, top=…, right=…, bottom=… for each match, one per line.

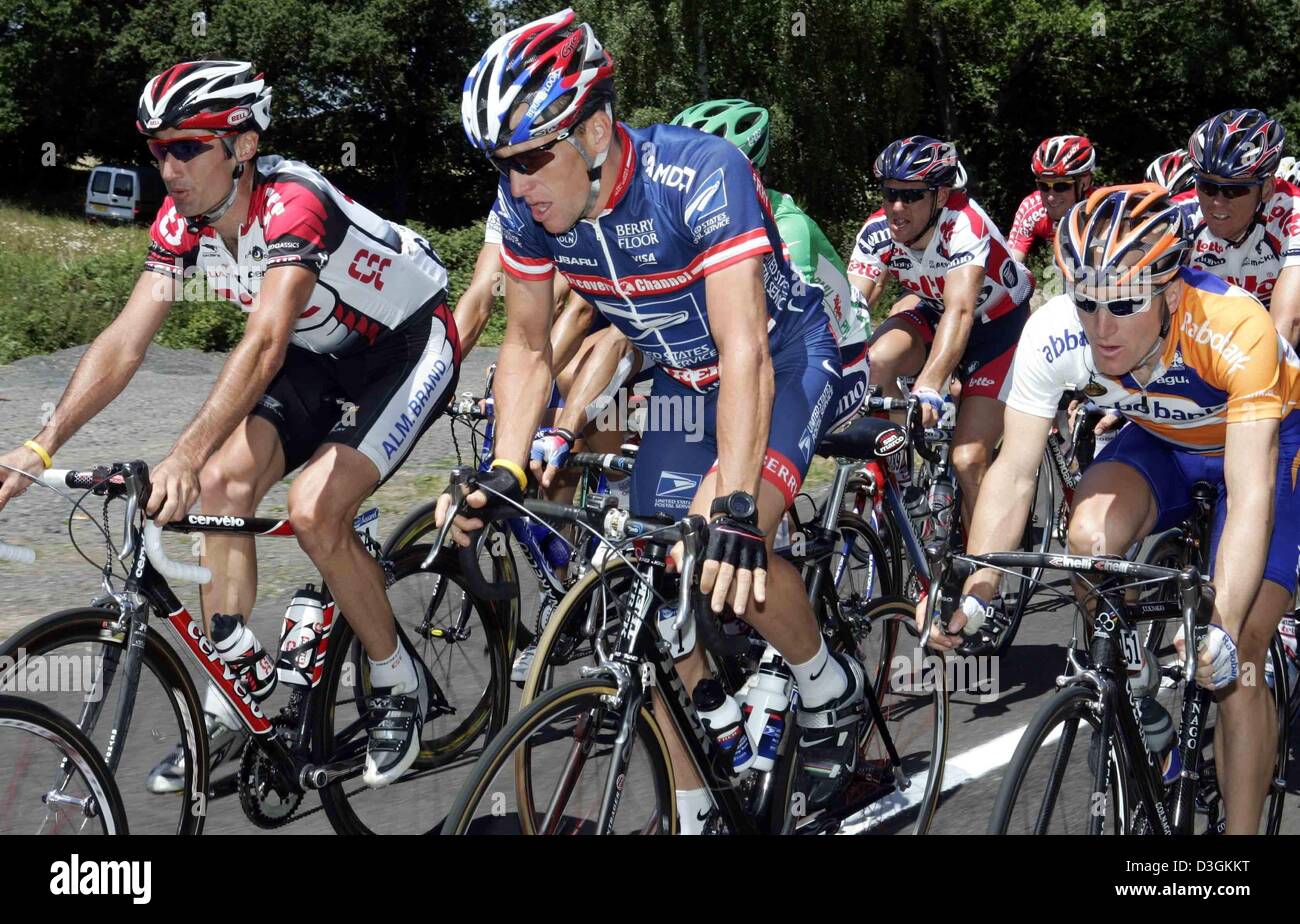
left=1007, top=189, right=1056, bottom=256
left=847, top=190, right=1033, bottom=320
left=1174, top=179, right=1300, bottom=308
left=145, top=155, right=449, bottom=357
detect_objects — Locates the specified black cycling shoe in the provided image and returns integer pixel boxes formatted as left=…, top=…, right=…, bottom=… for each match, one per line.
left=793, top=653, right=866, bottom=811
left=362, top=641, right=434, bottom=789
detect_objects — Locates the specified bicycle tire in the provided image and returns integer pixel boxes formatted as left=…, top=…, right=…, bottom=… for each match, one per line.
left=442, top=677, right=675, bottom=835
left=989, top=683, right=1131, bottom=834
left=0, top=694, right=130, bottom=834
left=0, top=607, right=208, bottom=834
left=313, top=544, right=511, bottom=835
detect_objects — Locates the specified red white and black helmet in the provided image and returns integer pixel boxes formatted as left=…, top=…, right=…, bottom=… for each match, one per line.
left=1145, top=149, right=1195, bottom=195
left=1031, top=135, right=1096, bottom=178
left=137, top=60, right=271, bottom=135
left=462, top=8, right=615, bottom=153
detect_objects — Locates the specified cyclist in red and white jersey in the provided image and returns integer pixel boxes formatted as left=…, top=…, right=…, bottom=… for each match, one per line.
left=0, top=61, right=459, bottom=790
left=1176, top=108, right=1300, bottom=346
left=1007, top=134, right=1096, bottom=263
left=849, top=136, right=1034, bottom=520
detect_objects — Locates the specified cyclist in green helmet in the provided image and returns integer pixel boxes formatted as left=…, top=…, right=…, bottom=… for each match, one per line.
left=672, top=99, right=871, bottom=427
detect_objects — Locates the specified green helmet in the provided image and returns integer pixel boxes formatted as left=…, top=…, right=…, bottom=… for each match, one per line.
left=671, top=98, right=770, bottom=169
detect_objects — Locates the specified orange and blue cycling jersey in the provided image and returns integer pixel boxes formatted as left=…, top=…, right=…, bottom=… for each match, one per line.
left=1005, top=266, right=1300, bottom=591
left=1004, top=267, right=1300, bottom=453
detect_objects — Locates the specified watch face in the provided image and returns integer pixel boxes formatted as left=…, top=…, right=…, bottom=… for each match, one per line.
left=729, top=492, right=757, bottom=520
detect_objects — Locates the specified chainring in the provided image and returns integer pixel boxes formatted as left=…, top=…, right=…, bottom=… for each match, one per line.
left=237, top=724, right=304, bottom=829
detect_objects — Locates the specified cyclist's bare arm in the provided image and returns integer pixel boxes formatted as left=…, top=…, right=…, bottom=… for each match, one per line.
left=0, top=271, right=172, bottom=509
left=1270, top=265, right=1300, bottom=348
left=707, top=257, right=772, bottom=499
left=961, top=407, right=1055, bottom=603
left=1009, top=245, right=1030, bottom=264
left=1212, top=417, right=1279, bottom=637
left=550, top=271, right=573, bottom=317
left=554, top=326, right=637, bottom=435
left=916, top=263, right=983, bottom=393
left=159, top=266, right=311, bottom=472
left=452, top=241, right=502, bottom=355
left=848, top=271, right=884, bottom=311
left=550, top=288, right=596, bottom=372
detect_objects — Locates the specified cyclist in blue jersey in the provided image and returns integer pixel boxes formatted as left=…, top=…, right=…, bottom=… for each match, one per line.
left=439, top=9, right=861, bottom=831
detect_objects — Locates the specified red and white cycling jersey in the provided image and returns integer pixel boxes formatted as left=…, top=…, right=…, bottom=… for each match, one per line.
left=145, top=156, right=449, bottom=357
left=847, top=190, right=1033, bottom=320
left=1174, top=179, right=1300, bottom=309
left=1007, top=189, right=1056, bottom=256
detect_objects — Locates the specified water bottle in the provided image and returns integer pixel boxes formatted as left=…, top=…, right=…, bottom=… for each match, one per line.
left=742, top=649, right=792, bottom=773
left=656, top=603, right=696, bottom=659
left=210, top=613, right=277, bottom=702
left=1138, top=695, right=1181, bottom=785
left=927, top=474, right=956, bottom=542
left=277, top=585, right=326, bottom=686
left=693, top=679, right=756, bottom=775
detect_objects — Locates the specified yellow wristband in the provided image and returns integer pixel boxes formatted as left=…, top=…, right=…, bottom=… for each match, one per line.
left=23, top=439, right=52, bottom=469
left=490, top=458, right=527, bottom=492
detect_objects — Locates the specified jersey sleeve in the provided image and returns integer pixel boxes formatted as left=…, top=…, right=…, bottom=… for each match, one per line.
left=492, top=179, right=554, bottom=284
left=143, top=200, right=198, bottom=277
left=846, top=212, right=889, bottom=283
left=675, top=140, right=774, bottom=277
left=1275, top=182, right=1300, bottom=269
left=938, top=203, right=990, bottom=273
left=1002, top=297, right=1074, bottom=418
left=483, top=209, right=503, bottom=246
left=1007, top=193, right=1042, bottom=255
left=1201, top=299, right=1291, bottom=424
left=260, top=179, right=334, bottom=273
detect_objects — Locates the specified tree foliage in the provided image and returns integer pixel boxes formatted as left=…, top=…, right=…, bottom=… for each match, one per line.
left=2, top=0, right=1297, bottom=241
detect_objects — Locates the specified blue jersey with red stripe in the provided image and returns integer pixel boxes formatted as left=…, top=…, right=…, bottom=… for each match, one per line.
left=494, top=122, right=829, bottom=391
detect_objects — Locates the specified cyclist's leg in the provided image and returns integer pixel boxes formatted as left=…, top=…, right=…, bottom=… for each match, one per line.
left=1213, top=429, right=1300, bottom=832
left=197, top=415, right=287, bottom=629
left=867, top=302, right=931, bottom=416
left=1065, top=424, right=1176, bottom=561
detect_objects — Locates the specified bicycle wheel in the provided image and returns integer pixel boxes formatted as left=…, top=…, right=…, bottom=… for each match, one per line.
left=442, top=677, right=674, bottom=835
left=830, top=512, right=898, bottom=607
left=0, top=694, right=129, bottom=834
left=841, top=595, right=949, bottom=834
left=520, top=556, right=639, bottom=707
left=989, top=684, right=1131, bottom=834
left=383, top=499, right=523, bottom=651
left=0, top=608, right=208, bottom=834
left=314, top=545, right=510, bottom=834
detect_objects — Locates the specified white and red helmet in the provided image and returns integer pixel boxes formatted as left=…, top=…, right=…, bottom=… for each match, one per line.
left=1032, top=135, right=1096, bottom=178
left=137, top=60, right=271, bottom=135
left=461, top=8, right=615, bottom=153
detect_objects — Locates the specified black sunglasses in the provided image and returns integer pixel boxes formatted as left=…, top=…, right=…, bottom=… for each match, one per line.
left=1072, top=285, right=1166, bottom=318
left=1196, top=178, right=1263, bottom=200
left=146, top=132, right=234, bottom=164
left=489, top=132, right=572, bottom=178
left=882, top=186, right=930, bottom=204
left=1036, top=180, right=1075, bottom=194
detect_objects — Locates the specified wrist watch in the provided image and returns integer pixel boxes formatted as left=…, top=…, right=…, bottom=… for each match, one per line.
left=710, top=490, right=758, bottom=525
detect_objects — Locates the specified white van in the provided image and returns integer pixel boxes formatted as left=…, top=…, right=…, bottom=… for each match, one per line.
left=84, top=166, right=163, bottom=222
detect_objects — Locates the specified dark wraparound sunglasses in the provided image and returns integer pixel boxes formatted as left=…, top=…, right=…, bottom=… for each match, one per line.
left=1196, top=178, right=1263, bottom=200
left=1036, top=180, right=1075, bottom=194
left=489, top=132, right=572, bottom=178
left=882, top=186, right=930, bottom=204
left=1072, top=284, right=1168, bottom=318
left=147, top=132, right=236, bottom=164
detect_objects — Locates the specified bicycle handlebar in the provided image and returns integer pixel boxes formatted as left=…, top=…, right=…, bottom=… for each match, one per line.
left=143, top=522, right=212, bottom=585
left=569, top=451, right=635, bottom=475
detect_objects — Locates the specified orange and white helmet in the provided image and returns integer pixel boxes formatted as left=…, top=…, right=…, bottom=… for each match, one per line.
left=1055, top=183, right=1189, bottom=293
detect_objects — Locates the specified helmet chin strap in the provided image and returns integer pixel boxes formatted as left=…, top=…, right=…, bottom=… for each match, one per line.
left=1132, top=301, right=1174, bottom=374
left=562, top=107, right=612, bottom=230
left=185, top=136, right=245, bottom=234
left=902, top=189, right=943, bottom=248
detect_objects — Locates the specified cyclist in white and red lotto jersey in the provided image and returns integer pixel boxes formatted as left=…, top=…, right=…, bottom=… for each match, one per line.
left=849, top=136, right=1034, bottom=520
left=0, top=61, right=460, bottom=792
left=1177, top=108, right=1300, bottom=346
left=1006, top=134, right=1097, bottom=263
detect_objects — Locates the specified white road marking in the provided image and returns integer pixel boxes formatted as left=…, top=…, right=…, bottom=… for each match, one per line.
left=836, top=720, right=1065, bottom=833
